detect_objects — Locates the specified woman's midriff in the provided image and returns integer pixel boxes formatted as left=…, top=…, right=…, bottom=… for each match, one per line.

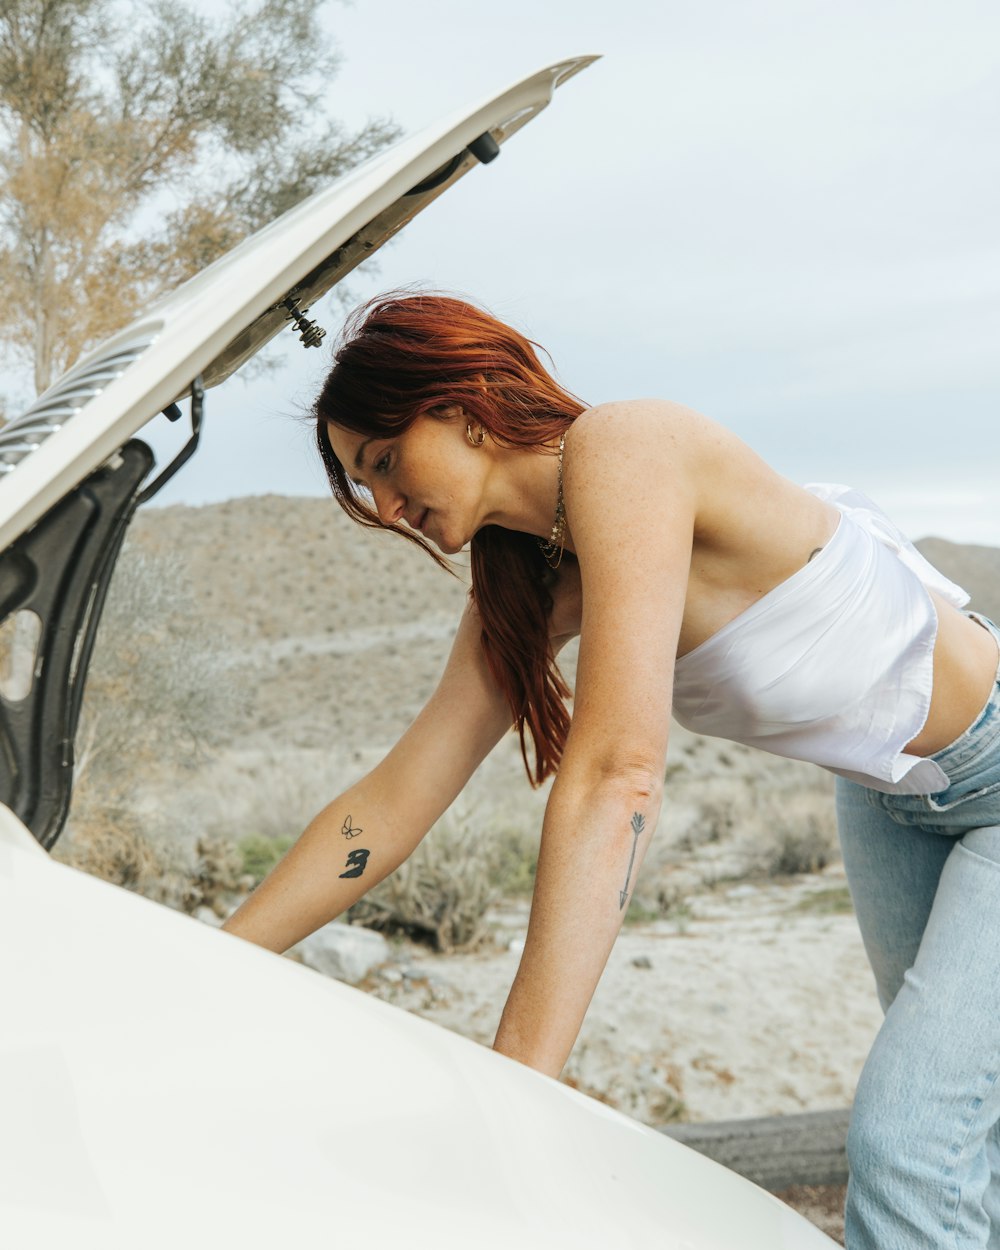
left=905, top=591, right=1000, bottom=757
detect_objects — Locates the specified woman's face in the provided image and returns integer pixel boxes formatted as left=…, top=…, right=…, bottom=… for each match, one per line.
left=325, top=409, right=493, bottom=556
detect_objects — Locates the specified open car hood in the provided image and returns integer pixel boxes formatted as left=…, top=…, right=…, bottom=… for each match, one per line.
left=0, top=55, right=596, bottom=551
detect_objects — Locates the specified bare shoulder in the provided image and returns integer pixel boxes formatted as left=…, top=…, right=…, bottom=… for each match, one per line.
left=566, top=399, right=745, bottom=478
left=560, top=399, right=703, bottom=568
left=562, top=399, right=833, bottom=584
left=569, top=397, right=717, bottom=445
left=564, top=399, right=750, bottom=523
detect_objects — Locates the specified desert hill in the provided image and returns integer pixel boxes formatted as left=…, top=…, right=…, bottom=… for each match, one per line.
left=129, top=493, right=470, bottom=753
left=914, top=536, right=1000, bottom=622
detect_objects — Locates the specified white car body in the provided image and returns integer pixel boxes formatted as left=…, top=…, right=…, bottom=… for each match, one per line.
left=0, top=59, right=837, bottom=1247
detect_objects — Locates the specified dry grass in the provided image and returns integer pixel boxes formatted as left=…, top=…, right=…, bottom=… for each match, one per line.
left=347, top=798, right=540, bottom=951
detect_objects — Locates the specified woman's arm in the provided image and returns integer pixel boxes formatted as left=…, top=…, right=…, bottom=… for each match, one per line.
left=222, top=598, right=514, bottom=953
left=494, top=400, right=700, bottom=1076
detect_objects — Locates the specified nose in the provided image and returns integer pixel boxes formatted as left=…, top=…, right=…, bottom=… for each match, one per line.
left=371, top=479, right=405, bottom=525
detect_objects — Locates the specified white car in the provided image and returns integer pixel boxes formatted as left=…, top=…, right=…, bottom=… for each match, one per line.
left=0, top=59, right=838, bottom=1248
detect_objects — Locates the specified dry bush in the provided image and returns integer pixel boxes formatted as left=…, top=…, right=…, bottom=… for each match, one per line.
left=347, top=801, right=537, bottom=952
left=55, top=810, right=248, bottom=918
left=51, top=545, right=254, bottom=909
left=76, top=545, right=246, bottom=780
left=55, top=809, right=173, bottom=896
left=740, top=788, right=839, bottom=879
left=634, top=765, right=840, bottom=911
left=180, top=837, right=250, bottom=916
left=66, top=545, right=249, bottom=861
left=759, top=820, right=837, bottom=877
left=239, top=833, right=296, bottom=885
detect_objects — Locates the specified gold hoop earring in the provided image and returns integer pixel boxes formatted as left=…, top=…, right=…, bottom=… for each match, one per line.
left=466, top=423, right=485, bottom=448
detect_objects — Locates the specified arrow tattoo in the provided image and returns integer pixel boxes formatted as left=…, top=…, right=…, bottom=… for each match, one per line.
left=619, top=812, right=645, bottom=910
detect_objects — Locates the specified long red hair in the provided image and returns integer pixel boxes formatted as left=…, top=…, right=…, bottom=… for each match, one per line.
left=313, top=292, right=587, bottom=785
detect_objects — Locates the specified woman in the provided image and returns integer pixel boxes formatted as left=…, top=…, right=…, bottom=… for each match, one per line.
left=223, top=292, right=1000, bottom=1250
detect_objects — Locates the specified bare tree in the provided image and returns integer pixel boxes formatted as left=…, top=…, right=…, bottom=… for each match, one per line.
left=0, top=0, right=398, bottom=395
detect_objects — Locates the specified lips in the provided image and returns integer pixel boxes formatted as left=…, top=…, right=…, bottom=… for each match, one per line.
left=413, top=508, right=429, bottom=533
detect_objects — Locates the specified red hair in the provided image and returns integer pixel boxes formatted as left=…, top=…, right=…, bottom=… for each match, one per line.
left=313, top=292, right=587, bottom=785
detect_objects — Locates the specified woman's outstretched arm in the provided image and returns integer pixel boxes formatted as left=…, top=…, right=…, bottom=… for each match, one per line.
left=222, top=598, right=513, bottom=954
left=493, top=400, right=699, bottom=1077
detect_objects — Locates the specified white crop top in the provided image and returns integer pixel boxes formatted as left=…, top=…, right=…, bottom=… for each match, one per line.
left=671, top=484, right=970, bottom=795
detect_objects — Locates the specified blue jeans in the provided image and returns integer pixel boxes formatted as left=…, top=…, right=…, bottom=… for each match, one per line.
left=837, top=613, right=1000, bottom=1249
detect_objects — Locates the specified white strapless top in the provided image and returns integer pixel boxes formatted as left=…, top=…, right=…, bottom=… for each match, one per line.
left=672, top=484, right=970, bottom=794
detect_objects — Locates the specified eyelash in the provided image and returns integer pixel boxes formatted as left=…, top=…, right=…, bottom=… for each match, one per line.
left=350, top=450, right=391, bottom=491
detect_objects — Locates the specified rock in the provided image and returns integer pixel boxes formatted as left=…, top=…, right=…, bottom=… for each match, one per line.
left=293, top=922, right=390, bottom=984
left=631, top=955, right=653, bottom=970
left=508, top=937, right=525, bottom=954
left=194, top=906, right=222, bottom=927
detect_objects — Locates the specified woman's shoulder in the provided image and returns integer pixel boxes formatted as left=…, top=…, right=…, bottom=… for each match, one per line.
left=567, top=399, right=751, bottom=483
left=565, top=399, right=822, bottom=549
left=560, top=400, right=706, bottom=552
left=572, top=396, right=703, bottom=429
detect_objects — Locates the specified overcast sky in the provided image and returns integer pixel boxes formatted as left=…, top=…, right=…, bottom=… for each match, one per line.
left=142, top=0, right=999, bottom=544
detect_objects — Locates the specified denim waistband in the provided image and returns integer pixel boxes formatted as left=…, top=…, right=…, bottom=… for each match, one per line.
left=926, top=613, right=1000, bottom=778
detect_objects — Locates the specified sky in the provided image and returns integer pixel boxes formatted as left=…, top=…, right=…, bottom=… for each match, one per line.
left=142, top=0, right=999, bottom=544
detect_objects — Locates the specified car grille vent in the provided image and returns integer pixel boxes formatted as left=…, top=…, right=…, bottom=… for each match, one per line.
left=0, top=326, right=161, bottom=476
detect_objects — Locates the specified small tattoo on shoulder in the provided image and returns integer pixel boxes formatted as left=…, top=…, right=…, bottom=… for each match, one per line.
left=342, top=815, right=363, bottom=839
left=339, top=848, right=370, bottom=879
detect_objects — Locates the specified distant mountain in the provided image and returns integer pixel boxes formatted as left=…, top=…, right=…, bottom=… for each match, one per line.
left=916, top=537, right=1000, bottom=623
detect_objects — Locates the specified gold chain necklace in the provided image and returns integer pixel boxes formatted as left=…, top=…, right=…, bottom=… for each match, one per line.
left=536, top=432, right=567, bottom=569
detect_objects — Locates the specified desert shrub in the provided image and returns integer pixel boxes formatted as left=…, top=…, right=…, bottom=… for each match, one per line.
left=66, top=545, right=249, bottom=866
left=674, top=800, right=731, bottom=851
left=763, top=819, right=836, bottom=876
left=181, top=836, right=247, bottom=915
left=55, top=808, right=172, bottom=895
left=739, top=788, right=839, bottom=879
left=77, top=546, right=246, bottom=774
left=490, top=826, right=538, bottom=896
left=240, top=833, right=296, bottom=884
left=346, top=804, right=516, bottom=952
left=621, top=900, right=662, bottom=926
left=787, top=885, right=854, bottom=915
left=56, top=816, right=254, bottom=920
